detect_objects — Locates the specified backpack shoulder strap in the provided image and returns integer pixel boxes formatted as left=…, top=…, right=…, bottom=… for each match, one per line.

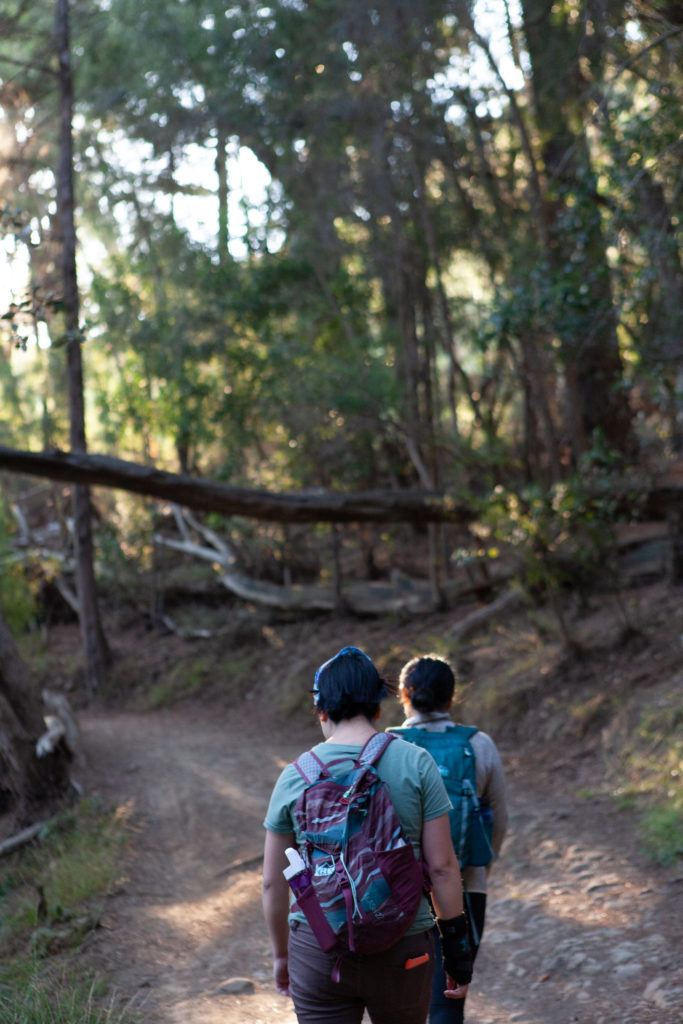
left=357, top=731, right=395, bottom=768
left=388, top=723, right=478, bottom=741
left=452, top=724, right=478, bottom=742
left=294, top=749, right=328, bottom=785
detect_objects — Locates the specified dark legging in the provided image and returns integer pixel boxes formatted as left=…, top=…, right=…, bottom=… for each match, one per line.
left=429, top=891, right=487, bottom=1024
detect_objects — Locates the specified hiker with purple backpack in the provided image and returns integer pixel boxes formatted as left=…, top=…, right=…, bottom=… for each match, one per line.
left=262, top=646, right=473, bottom=1023
left=391, top=655, right=509, bottom=1024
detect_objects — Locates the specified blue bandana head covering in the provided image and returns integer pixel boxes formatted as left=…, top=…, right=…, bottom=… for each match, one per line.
left=312, top=646, right=373, bottom=707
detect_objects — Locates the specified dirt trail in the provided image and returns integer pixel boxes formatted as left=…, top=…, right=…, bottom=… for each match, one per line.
left=80, top=704, right=683, bottom=1024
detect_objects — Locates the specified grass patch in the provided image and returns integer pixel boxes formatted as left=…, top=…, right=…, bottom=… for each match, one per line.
left=639, top=802, right=683, bottom=866
left=609, top=691, right=683, bottom=866
left=0, top=799, right=133, bottom=1023
left=565, top=692, right=613, bottom=737
left=0, top=799, right=128, bottom=952
left=143, top=643, right=268, bottom=709
left=0, top=962, right=139, bottom=1023
left=144, top=654, right=210, bottom=708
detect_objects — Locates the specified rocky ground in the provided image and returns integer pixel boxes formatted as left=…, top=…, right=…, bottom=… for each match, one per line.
left=470, top=743, right=683, bottom=1024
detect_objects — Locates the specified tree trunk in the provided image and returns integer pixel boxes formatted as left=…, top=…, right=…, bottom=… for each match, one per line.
left=521, top=0, right=636, bottom=460
left=216, top=124, right=229, bottom=262
left=56, top=0, right=109, bottom=691
left=0, top=612, right=71, bottom=828
left=519, top=332, right=562, bottom=483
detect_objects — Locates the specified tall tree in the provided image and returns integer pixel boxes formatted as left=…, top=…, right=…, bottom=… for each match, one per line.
left=4, top=0, right=681, bottom=515
left=55, top=0, right=109, bottom=689
left=520, top=0, right=635, bottom=459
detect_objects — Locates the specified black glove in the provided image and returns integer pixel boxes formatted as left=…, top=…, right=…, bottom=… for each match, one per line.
left=437, top=913, right=473, bottom=986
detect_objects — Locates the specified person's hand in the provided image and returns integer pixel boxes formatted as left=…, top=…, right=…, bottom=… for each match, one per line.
left=444, top=975, right=468, bottom=999
left=436, top=913, right=473, bottom=987
left=274, top=955, right=291, bottom=996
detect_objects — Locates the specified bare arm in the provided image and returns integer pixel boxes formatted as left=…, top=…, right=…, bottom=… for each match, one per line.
left=262, top=829, right=295, bottom=996
left=422, top=812, right=464, bottom=919
left=422, top=813, right=470, bottom=999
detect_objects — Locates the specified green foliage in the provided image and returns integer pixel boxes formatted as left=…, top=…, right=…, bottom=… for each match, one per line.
left=640, top=802, right=683, bottom=867
left=0, top=499, right=37, bottom=634
left=618, top=699, right=683, bottom=866
left=473, top=445, right=645, bottom=626
left=0, top=800, right=127, bottom=953
left=0, top=799, right=135, bottom=1024
left=1, top=0, right=681, bottom=539
left=145, top=654, right=209, bottom=709
left=0, top=964, right=138, bottom=1024
left=0, top=560, right=36, bottom=634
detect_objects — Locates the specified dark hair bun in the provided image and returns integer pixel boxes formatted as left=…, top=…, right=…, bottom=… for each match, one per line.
left=399, top=655, right=455, bottom=714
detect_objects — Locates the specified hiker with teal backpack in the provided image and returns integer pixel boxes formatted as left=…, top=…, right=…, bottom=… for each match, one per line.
left=262, top=646, right=473, bottom=1023
left=389, top=655, right=508, bottom=1024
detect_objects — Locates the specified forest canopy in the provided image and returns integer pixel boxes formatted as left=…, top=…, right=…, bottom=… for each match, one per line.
left=0, top=0, right=681, bottom=602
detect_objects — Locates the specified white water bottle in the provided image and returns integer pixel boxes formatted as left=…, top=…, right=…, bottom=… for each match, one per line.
left=283, top=847, right=311, bottom=896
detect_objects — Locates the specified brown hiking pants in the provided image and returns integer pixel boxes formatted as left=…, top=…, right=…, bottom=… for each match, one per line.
left=288, top=920, right=434, bottom=1024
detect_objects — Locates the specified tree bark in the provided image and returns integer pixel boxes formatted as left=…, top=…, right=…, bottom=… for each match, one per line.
left=216, top=123, right=229, bottom=262
left=0, top=445, right=476, bottom=524
left=56, top=0, right=109, bottom=691
left=0, top=612, right=71, bottom=828
left=521, top=0, right=636, bottom=460
left=1, top=444, right=681, bottom=525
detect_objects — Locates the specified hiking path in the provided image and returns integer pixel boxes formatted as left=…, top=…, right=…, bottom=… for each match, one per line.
left=80, top=703, right=683, bottom=1024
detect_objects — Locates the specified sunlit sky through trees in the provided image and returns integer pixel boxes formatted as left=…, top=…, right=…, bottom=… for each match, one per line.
left=0, top=0, right=525, bottom=302
left=0, top=0, right=677, bottom=485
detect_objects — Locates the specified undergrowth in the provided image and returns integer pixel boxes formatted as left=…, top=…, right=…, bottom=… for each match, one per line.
left=613, top=694, right=683, bottom=865
left=0, top=799, right=134, bottom=1022
left=0, top=963, right=139, bottom=1024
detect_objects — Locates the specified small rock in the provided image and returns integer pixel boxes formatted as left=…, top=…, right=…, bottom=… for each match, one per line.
left=586, top=879, right=619, bottom=893
left=609, top=941, right=639, bottom=963
left=213, top=977, right=255, bottom=995
left=644, top=976, right=665, bottom=1000
left=614, top=963, right=641, bottom=978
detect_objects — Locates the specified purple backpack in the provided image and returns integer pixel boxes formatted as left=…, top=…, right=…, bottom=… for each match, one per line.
left=289, top=732, right=426, bottom=957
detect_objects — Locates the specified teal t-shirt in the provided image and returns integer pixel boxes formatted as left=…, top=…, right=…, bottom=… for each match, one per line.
left=263, top=735, right=451, bottom=934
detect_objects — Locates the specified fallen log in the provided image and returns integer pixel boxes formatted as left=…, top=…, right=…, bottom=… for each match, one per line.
left=153, top=510, right=512, bottom=614
left=0, top=446, right=473, bottom=525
